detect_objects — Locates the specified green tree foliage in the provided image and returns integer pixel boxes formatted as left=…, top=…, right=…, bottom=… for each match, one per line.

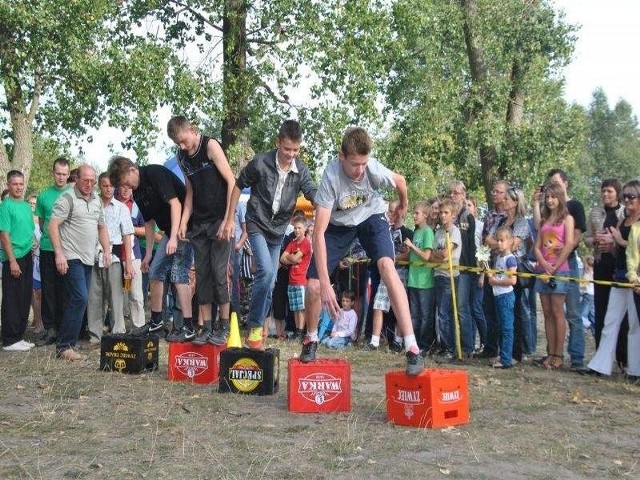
left=0, top=0, right=199, bottom=182
left=379, top=0, right=583, bottom=206
left=587, top=88, right=640, bottom=202
left=124, top=0, right=393, bottom=174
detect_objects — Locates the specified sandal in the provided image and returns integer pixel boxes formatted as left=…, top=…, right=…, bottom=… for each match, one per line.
left=546, top=354, right=563, bottom=370
left=533, top=355, right=550, bottom=367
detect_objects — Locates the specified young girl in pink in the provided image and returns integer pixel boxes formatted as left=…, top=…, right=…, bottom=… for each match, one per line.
left=534, top=182, right=574, bottom=369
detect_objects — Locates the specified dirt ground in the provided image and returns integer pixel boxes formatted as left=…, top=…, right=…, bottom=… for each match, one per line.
left=1, top=320, right=639, bottom=480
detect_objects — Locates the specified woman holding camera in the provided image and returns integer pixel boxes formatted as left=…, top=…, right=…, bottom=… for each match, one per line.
left=533, top=182, right=574, bottom=369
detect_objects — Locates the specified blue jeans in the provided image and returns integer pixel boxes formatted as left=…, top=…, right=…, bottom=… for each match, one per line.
left=56, top=260, right=92, bottom=352
left=470, top=274, right=487, bottom=347
left=566, top=255, right=585, bottom=367
left=409, top=286, right=435, bottom=351
left=483, top=282, right=498, bottom=356
left=435, top=275, right=458, bottom=353
left=495, top=291, right=515, bottom=366
left=518, top=286, right=536, bottom=354
left=321, top=336, right=352, bottom=349
left=513, top=284, right=532, bottom=360
left=456, top=272, right=476, bottom=354
left=248, top=232, right=282, bottom=328
left=580, top=293, right=595, bottom=332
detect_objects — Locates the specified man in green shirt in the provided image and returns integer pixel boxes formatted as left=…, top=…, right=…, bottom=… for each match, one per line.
left=34, top=157, right=71, bottom=346
left=0, top=170, right=35, bottom=352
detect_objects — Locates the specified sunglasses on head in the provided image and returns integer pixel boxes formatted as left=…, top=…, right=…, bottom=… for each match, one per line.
left=507, top=188, right=519, bottom=201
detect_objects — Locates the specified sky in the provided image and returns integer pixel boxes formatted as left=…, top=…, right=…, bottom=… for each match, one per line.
left=553, top=0, right=640, bottom=114
left=81, top=0, right=640, bottom=172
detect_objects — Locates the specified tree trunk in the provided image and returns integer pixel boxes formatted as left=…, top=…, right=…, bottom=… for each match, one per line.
left=460, top=0, right=499, bottom=205
left=506, top=61, right=525, bottom=128
left=221, top=0, right=249, bottom=154
left=1, top=73, right=34, bottom=188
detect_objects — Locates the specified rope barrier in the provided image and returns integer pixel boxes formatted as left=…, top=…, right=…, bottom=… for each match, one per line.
left=340, top=256, right=640, bottom=289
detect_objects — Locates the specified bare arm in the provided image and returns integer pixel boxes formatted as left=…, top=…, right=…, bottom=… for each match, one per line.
left=0, top=231, right=21, bottom=278
left=312, top=206, right=341, bottom=319
left=552, top=215, right=575, bottom=273
left=178, top=177, right=193, bottom=241
left=392, top=172, right=408, bottom=220
left=141, top=220, right=156, bottom=273
left=98, top=224, right=112, bottom=268
left=208, top=140, right=237, bottom=240
left=166, top=197, right=182, bottom=255
left=49, top=217, right=68, bottom=275
left=123, top=233, right=134, bottom=278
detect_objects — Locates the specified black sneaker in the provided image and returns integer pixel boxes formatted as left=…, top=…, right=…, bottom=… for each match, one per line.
left=192, top=331, right=211, bottom=346
left=35, top=328, right=57, bottom=347
left=406, top=350, right=425, bottom=376
left=166, top=327, right=196, bottom=343
left=434, top=351, right=455, bottom=364
left=208, top=326, right=230, bottom=346
left=300, top=338, right=318, bottom=363
left=389, top=340, right=403, bottom=353
left=129, top=324, right=150, bottom=337
left=148, top=321, right=165, bottom=333
left=361, top=343, right=379, bottom=351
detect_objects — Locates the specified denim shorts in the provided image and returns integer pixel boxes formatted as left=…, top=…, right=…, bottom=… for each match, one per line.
left=307, top=213, right=395, bottom=279
left=287, top=285, right=305, bottom=312
left=148, top=235, right=194, bottom=284
left=534, top=271, right=569, bottom=295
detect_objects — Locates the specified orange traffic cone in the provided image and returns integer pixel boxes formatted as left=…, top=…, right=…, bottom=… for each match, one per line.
left=227, top=311, right=242, bottom=348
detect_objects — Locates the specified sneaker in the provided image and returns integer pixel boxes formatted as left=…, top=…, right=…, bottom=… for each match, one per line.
left=361, top=343, right=379, bottom=351
left=208, top=326, right=230, bottom=346
left=434, top=351, right=455, bottom=363
left=405, top=350, right=425, bottom=376
left=130, top=324, right=151, bottom=336
left=56, top=348, right=86, bottom=361
left=166, top=327, right=196, bottom=343
left=300, top=337, right=318, bottom=363
left=18, top=339, right=35, bottom=349
left=389, top=340, right=404, bottom=353
left=244, top=337, right=264, bottom=351
left=148, top=321, right=165, bottom=333
left=35, top=328, right=57, bottom=347
left=3, top=341, right=31, bottom=352
left=243, top=327, right=264, bottom=351
left=491, top=361, right=512, bottom=369
left=192, top=330, right=210, bottom=346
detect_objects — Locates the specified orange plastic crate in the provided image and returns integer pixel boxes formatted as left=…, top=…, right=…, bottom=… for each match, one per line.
left=288, top=358, right=351, bottom=413
left=385, top=368, right=469, bottom=428
left=168, top=342, right=225, bottom=384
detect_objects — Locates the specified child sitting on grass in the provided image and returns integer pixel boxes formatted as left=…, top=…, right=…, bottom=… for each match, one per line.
left=321, top=290, right=357, bottom=349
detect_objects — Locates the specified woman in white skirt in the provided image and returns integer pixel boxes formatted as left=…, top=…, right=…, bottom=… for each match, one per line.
left=583, top=180, right=640, bottom=377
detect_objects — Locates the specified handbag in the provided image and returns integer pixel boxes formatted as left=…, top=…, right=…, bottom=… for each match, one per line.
left=516, top=258, right=536, bottom=289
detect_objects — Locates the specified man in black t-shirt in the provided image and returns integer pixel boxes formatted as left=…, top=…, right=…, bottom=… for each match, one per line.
left=534, top=169, right=587, bottom=369
left=168, top=116, right=236, bottom=346
left=108, top=156, right=194, bottom=340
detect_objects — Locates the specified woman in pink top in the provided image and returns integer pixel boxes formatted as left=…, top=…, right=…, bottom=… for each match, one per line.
left=533, top=182, right=574, bottom=369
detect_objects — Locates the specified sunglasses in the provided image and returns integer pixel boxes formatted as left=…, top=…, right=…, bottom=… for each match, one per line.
left=507, top=188, right=519, bottom=201
left=623, top=193, right=638, bottom=202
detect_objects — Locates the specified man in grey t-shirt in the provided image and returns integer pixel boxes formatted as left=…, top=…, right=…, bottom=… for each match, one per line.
left=299, top=127, right=424, bottom=376
left=49, top=164, right=111, bottom=361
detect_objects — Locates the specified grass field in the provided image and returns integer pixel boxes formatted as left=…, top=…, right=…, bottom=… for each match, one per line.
left=1, top=326, right=639, bottom=479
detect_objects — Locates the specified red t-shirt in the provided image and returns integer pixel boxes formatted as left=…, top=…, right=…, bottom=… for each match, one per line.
left=285, top=236, right=312, bottom=286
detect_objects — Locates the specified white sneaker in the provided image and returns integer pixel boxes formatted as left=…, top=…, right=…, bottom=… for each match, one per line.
left=18, top=340, right=35, bottom=349
left=3, top=341, right=31, bottom=352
